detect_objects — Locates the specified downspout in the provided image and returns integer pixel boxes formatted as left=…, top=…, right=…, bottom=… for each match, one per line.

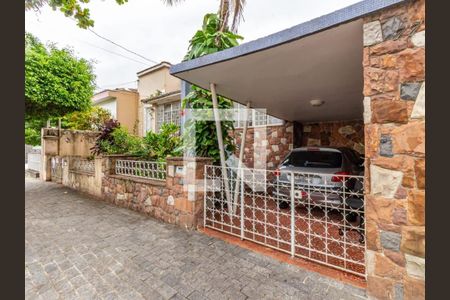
left=232, top=101, right=250, bottom=214
left=210, top=83, right=232, bottom=214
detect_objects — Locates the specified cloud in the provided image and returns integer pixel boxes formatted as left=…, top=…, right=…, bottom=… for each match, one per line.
left=25, top=0, right=359, bottom=91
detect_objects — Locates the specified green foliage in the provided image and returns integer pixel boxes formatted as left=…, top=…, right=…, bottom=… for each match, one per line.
left=25, top=0, right=128, bottom=29
left=91, top=119, right=121, bottom=155
left=100, top=127, right=144, bottom=155
left=60, top=107, right=111, bottom=131
left=25, top=127, right=41, bottom=146
left=25, top=32, right=96, bottom=123
left=93, top=123, right=182, bottom=161
left=184, top=13, right=243, bottom=61
left=182, top=86, right=235, bottom=163
left=142, top=123, right=182, bottom=161
left=182, top=13, right=242, bottom=163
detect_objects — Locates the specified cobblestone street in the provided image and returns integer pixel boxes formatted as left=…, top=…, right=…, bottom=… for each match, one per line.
left=25, top=178, right=367, bottom=300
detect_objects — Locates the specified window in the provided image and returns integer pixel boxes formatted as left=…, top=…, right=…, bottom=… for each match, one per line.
left=144, top=107, right=152, bottom=134
left=155, top=101, right=181, bottom=131
left=233, top=102, right=283, bottom=128
left=281, top=151, right=343, bottom=168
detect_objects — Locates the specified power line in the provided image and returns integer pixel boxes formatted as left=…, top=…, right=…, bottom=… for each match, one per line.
left=87, top=28, right=159, bottom=64
left=80, top=40, right=149, bottom=65
left=68, top=16, right=159, bottom=65
left=96, top=80, right=138, bottom=90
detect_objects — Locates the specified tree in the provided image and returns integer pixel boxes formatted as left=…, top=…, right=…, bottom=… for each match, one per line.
left=25, top=32, right=96, bottom=145
left=25, top=32, right=95, bottom=122
left=25, top=0, right=246, bottom=33
left=60, top=106, right=112, bottom=131
left=181, top=14, right=243, bottom=163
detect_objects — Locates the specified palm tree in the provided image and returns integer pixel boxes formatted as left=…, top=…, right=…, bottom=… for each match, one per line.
left=26, top=0, right=246, bottom=32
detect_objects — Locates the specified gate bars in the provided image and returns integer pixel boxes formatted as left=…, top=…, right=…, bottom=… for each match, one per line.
left=203, top=165, right=366, bottom=277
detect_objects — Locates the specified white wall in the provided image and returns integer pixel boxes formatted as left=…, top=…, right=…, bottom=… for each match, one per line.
left=95, top=99, right=117, bottom=119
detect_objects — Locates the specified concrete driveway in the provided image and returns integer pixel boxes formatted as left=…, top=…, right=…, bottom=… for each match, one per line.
left=25, top=178, right=366, bottom=300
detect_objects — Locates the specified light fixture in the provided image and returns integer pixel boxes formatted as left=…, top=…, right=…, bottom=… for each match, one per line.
left=310, top=99, right=324, bottom=107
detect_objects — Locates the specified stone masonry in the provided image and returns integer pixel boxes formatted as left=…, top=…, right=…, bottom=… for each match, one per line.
left=231, top=120, right=365, bottom=169
left=302, top=121, right=365, bottom=154
left=230, top=122, right=294, bottom=169
left=102, top=157, right=212, bottom=229
left=363, top=0, right=425, bottom=299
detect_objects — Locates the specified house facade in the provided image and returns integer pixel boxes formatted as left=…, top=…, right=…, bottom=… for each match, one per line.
left=92, top=88, right=139, bottom=133
left=136, top=61, right=181, bottom=136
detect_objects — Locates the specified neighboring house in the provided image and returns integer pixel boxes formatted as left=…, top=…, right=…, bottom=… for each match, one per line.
left=92, top=88, right=139, bottom=133
left=137, top=62, right=182, bottom=136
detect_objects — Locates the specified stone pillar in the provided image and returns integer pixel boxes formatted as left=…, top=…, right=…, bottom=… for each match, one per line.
left=363, top=1, right=425, bottom=299
left=166, top=157, right=213, bottom=228
left=40, top=128, right=59, bottom=181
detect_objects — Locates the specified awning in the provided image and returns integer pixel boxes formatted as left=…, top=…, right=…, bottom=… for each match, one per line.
left=170, top=0, right=405, bottom=122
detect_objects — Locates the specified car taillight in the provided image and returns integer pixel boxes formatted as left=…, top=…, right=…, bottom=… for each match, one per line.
left=274, top=169, right=280, bottom=176
left=331, top=171, right=349, bottom=182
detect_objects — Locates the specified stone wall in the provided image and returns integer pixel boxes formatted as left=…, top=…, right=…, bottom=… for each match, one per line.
left=101, top=156, right=211, bottom=229
left=230, top=122, right=294, bottom=169
left=363, top=1, right=425, bottom=299
left=301, top=121, right=365, bottom=154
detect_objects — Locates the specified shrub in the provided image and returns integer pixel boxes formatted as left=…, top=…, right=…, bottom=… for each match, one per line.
left=92, top=120, right=182, bottom=161
left=61, top=106, right=111, bottom=131
left=142, top=123, right=182, bottom=161
left=91, top=119, right=121, bottom=155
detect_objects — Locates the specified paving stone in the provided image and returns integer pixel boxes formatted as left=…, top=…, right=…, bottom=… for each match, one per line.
left=25, top=178, right=367, bottom=300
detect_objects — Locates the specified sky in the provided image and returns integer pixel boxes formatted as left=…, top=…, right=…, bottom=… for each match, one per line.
left=25, top=0, right=360, bottom=92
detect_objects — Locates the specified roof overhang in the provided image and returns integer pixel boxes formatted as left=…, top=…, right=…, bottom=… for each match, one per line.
left=170, top=0, right=406, bottom=122
left=92, top=90, right=116, bottom=104
left=137, top=61, right=172, bottom=77
left=142, top=90, right=181, bottom=105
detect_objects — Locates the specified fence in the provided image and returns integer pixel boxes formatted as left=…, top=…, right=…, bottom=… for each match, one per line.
left=70, top=158, right=95, bottom=175
left=115, top=159, right=166, bottom=181
left=204, top=165, right=365, bottom=277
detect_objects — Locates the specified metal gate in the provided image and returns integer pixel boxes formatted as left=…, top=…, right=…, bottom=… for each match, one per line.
left=203, top=165, right=366, bottom=277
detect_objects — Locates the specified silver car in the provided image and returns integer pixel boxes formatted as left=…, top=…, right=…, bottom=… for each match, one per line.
left=272, top=147, right=364, bottom=209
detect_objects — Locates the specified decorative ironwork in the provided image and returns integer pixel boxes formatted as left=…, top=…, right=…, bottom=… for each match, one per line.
left=115, top=160, right=166, bottom=181
left=204, top=165, right=365, bottom=277
left=70, top=158, right=95, bottom=175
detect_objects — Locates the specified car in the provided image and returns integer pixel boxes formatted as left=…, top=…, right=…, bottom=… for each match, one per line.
left=271, top=146, right=364, bottom=209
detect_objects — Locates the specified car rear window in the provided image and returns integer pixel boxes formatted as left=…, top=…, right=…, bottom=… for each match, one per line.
left=281, top=151, right=342, bottom=168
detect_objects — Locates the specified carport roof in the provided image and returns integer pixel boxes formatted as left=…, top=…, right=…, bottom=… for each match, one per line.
left=170, top=0, right=406, bottom=122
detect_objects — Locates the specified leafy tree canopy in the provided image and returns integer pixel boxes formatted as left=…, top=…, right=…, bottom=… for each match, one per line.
left=25, top=32, right=96, bottom=122
left=25, top=0, right=128, bottom=29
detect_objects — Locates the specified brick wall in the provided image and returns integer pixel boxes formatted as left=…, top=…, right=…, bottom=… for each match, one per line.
left=230, top=122, right=294, bottom=169
left=363, top=1, right=425, bottom=299
left=302, top=120, right=365, bottom=154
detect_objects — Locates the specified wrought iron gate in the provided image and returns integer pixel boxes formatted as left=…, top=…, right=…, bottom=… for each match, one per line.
left=203, top=165, right=366, bottom=277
